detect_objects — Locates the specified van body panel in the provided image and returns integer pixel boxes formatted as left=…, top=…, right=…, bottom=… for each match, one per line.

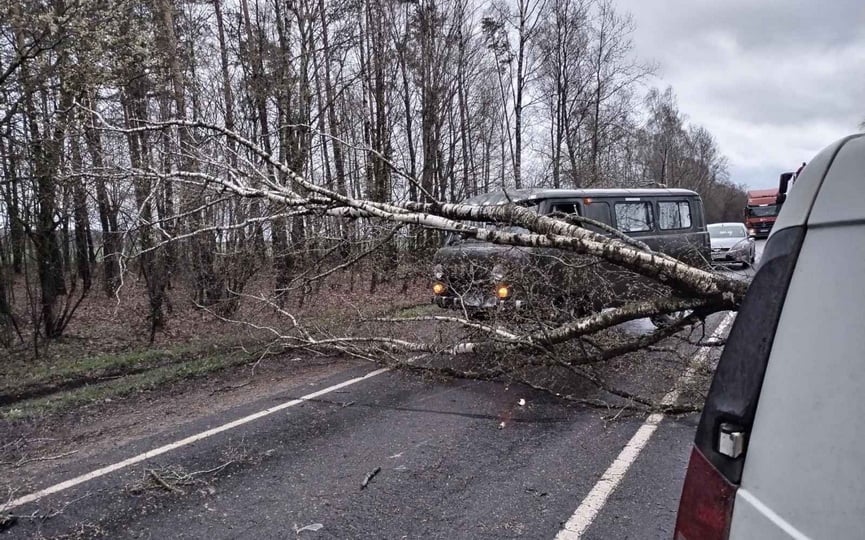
left=678, top=134, right=865, bottom=540
left=729, top=224, right=865, bottom=539
left=729, top=489, right=806, bottom=540
left=806, top=134, right=865, bottom=227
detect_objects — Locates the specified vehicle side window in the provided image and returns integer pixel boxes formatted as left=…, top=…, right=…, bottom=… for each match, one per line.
left=659, top=201, right=692, bottom=230
left=550, top=202, right=581, bottom=215
left=614, top=202, right=654, bottom=232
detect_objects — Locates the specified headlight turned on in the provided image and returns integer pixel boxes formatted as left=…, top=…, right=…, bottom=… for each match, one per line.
left=496, top=284, right=511, bottom=299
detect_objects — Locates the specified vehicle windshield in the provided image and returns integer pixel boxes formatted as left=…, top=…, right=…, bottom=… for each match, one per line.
left=708, top=224, right=746, bottom=238
left=747, top=205, right=778, bottom=217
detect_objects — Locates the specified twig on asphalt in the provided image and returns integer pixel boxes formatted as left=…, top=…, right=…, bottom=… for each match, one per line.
left=4, top=492, right=93, bottom=523
left=11, top=450, right=78, bottom=467
left=605, top=405, right=630, bottom=425
left=0, top=437, right=24, bottom=451
left=189, top=460, right=236, bottom=477
left=147, top=469, right=186, bottom=495
left=0, top=513, right=16, bottom=531
left=361, top=466, right=381, bottom=490
left=209, top=381, right=251, bottom=396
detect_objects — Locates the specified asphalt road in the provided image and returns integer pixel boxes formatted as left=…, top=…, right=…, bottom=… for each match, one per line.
left=3, top=245, right=763, bottom=539
left=2, top=365, right=713, bottom=540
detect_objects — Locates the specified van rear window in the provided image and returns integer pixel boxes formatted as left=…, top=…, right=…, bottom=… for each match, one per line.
left=659, top=201, right=692, bottom=230
left=615, top=202, right=653, bottom=232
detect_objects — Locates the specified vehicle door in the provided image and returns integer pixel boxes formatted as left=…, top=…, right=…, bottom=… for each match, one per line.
left=655, top=196, right=708, bottom=264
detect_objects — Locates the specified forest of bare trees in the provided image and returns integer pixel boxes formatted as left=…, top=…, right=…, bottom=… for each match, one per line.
left=0, top=0, right=748, bottom=367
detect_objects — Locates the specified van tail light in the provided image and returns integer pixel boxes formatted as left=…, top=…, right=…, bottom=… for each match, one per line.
left=675, top=446, right=737, bottom=540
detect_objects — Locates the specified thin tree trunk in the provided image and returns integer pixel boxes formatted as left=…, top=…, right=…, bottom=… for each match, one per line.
left=156, top=0, right=219, bottom=305
left=214, top=0, right=236, bottom=169
left=70, top=136, right=92, bottom=292
left=0, top=135, right=24, bottom=274
left=317, top=0, right=347, bottom=195
left=83, top=106, right=121, bottom=296
left=123, top=68, right=167, bottom=338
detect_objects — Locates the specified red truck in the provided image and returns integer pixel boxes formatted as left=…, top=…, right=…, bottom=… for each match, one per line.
left=744, top=188, right=780, bottom=238
left=744, top=171, right=796, bottom=238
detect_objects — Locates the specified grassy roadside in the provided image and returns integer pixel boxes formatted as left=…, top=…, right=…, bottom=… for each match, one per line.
left=4, top=345, right=200, bottom=395
left=390, top=303, right=438, bottom=318
left=0, top=300, right=432, bottom=421
left=1, top=341, right=261, bottom=421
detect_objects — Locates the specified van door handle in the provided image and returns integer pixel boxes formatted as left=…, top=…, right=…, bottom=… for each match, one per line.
left=718, top=422, right=746, bottom=458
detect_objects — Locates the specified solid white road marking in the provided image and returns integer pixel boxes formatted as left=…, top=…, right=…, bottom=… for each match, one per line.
left=0, top=367, right=390, bottom=513
left=555, top=312, right=737, bottom=539
left=735, top=489, right=810, bottom=540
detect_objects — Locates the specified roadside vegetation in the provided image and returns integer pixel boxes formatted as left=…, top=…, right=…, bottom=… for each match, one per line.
left=2, top=342, right=254, bottom=420
left=0, top=270, right=427, bottom=420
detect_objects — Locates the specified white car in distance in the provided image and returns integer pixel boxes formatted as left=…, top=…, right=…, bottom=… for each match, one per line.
left=708, top=222, right=755, bottom=268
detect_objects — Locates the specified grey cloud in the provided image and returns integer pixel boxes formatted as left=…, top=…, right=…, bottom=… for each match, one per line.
left=624, top=0, right=865, bottom=54
left=616, top=0, right=865, bottom=188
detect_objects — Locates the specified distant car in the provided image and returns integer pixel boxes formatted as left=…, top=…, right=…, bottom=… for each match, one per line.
left=674, top=133, right=865, bottom=539
left=707, top=222, right=755, bottom=267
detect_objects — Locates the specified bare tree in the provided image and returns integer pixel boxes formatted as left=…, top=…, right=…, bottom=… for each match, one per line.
left=482, top=0, right=547, bottom=189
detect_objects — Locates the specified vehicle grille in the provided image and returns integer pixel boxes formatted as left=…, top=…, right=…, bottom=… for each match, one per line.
left=443, top=263, right=492, bottom=293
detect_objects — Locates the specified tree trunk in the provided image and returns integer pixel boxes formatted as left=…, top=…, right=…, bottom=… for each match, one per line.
left=16, top=14, right=70, bottom=338
left=70, top=136, right=92, bottom=292
left=317, top=0, right=347, bottom=195
left=84, top=106, right=121, bottom=296
left=155, top=0, right=220, bottom=305
left=240, top=0, right=289, bottom=290
left=122, top=65, right=167, bottom=338
left=514, top=6, right=525, bottom=190
left=0, top=135, right=24, bottom=274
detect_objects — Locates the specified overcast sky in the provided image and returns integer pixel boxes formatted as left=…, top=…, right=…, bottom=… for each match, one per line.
left=618, top=0, right=865, bottom=189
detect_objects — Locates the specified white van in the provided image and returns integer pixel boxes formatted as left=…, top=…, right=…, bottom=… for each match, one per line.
left=674, top=133, right=865, bottom=539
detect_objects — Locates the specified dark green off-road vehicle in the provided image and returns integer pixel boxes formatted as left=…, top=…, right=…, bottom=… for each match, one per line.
left=431, top=188, right=710, bottom=323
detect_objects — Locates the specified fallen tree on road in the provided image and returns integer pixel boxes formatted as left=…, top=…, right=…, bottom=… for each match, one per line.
left=86, top=113, right=748, bottom=410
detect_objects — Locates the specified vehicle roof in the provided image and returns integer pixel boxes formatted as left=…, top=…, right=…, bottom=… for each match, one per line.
left=708, top=222, right=746, bottom=228
left=463, top=187, right=700, bottom=204
left=747, top=188, right=778, bottom=198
